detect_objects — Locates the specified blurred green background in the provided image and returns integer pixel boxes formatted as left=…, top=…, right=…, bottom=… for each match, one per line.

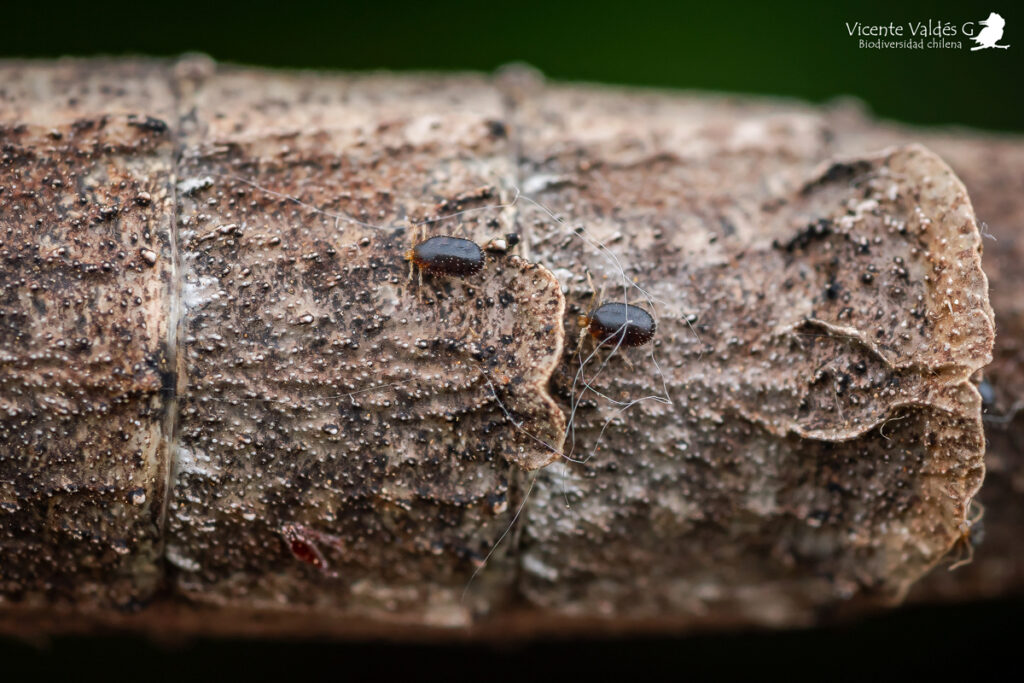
left=2, top=0, right=1020, bottom=132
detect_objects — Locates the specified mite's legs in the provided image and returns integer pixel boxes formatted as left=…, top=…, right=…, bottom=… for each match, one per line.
left=949, top=500, right=985, bottom=570
left=573, top=270, right=600, bottom=359
left=573, top=326, right=589, bottom=360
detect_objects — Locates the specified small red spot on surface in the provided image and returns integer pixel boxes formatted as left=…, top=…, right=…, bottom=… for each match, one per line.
left=290, top=538, right=323, bottom=568
left=282, top=523, right=329, bottom=572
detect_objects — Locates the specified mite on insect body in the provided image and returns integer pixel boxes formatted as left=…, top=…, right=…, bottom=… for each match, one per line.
left=405, top=235, right=485, bottom=278
left=584, top=302, right=657, bottom=348
left=571, top=271, right=657, bottom=358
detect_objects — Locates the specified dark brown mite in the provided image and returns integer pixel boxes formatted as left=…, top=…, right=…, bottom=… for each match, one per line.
left=587, top=302, right=656, bottom=347
left=405, top=235, right=485, bottom=277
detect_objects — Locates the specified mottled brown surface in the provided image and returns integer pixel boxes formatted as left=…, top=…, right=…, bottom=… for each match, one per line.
left=831, top=122, right=1024, bottom=603
left=169, top=70, right=564, bottom=625
left=0, top=58, right=1013, bottom=638
left=511, top=82, right=991, bottom=623
left=0, top=61, right=176, bottom=609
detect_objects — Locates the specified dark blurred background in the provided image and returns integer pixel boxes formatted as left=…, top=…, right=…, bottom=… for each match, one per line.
left=1, top=0, right=1021, bottom=678
left=2, top=0, right=1021, bottom=131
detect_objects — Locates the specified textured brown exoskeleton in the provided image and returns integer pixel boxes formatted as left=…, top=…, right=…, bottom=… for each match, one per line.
left=0, top=57, right=1009, bottom=640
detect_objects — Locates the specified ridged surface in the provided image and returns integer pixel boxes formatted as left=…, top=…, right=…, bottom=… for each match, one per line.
left=0, top=58, right=1005, bottom=637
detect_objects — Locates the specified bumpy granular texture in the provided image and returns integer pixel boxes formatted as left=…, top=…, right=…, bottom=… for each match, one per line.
left=831, top=115, right=1024, bottom=605
left=167, top=68, right=566, bottom=626
left=0, top=60, right=176, bottom=610
left=0, top=58, right=1004, bottom=638
left=508, top=80, right=992, bottom=622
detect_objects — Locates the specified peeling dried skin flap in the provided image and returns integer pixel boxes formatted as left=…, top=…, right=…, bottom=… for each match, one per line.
left=834, top=125, right=1024, bottom=604
left=518, top=78, right=993, bottom=618
left=744, top=146, right=992, bottom=441
left=483, top=260, right=567, bottom=470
